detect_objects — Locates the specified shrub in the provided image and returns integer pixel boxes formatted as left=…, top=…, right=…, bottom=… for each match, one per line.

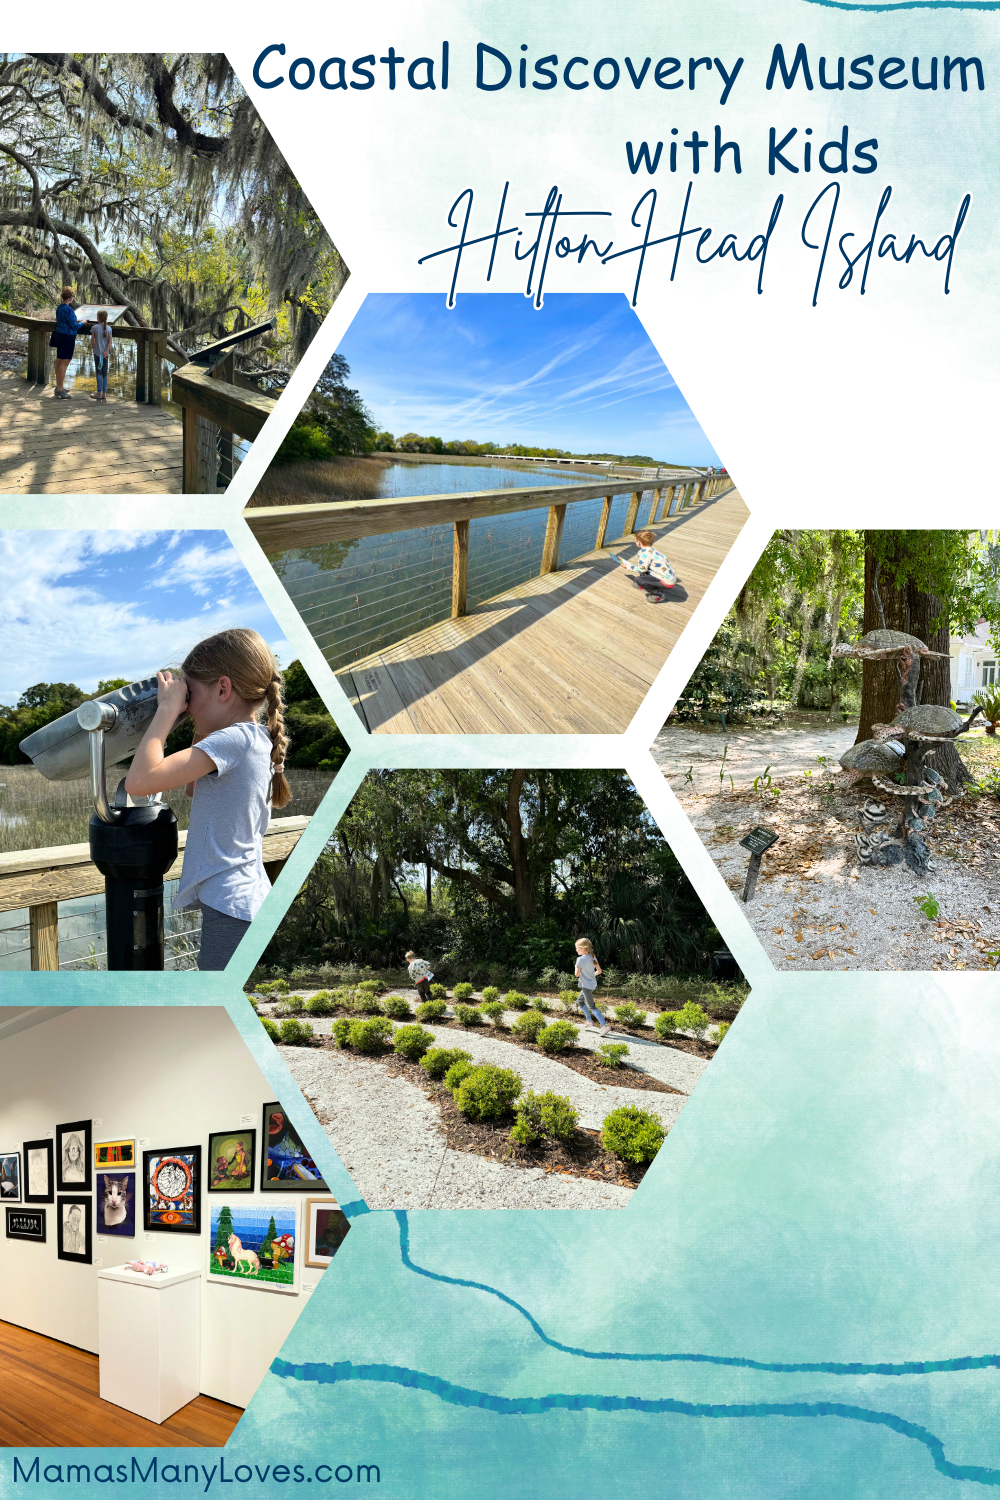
left=393, top=1025, right=435, bottom=1062
left=612, top=1003, right=646, bottom=1029
left=538, top=1021, right=579, bottom=1054
left=350, top=990, right=384, bottom=1015
left=595, top=1042, right=631, bottom=1069
left=509, top=1112, right=542, bottom=1147
left=258, top=979, right=289, bottom=995
left=654, top=1010, right=681, bottom=1039
left=280, top=993, right=305, bottom=1014
left=452, top=982, right=475, bottom=1002
left=480, top=1000, right=504, bottom=1024
left=481, top=986, right=500, bottom=1004
left=246, top=994, right=259, bottom=1013
left=512, top=1010, right=548, bottom=1042
left=382, top=994, right=413, bottom=1020
left=261, top=1017, right=280, bottom=1042
left=511, top=1090, right=580, bottom=1146
left=357, top=978, right=384, bottom=995
left=601, top=1106, right=666, bottom=1164
left=453, top=1004, right=484, bottom=1026
left=420, top=1046, right=472, bottom=1081
left=305, top=991, right=337, bottom=1016
left=416, top=998, right=448, bottom=1022
left=429, top=983, right=448, bottom=1000
left=676, top=1002, right=711, bottom=1040
left=444, top=1058, right=475, bottom=1092
left=558, top=989, right=579, bottom=1011
left=710, top=1021, right=731, bottom=1044
left=454, top=1064, right=522, bottom=1122
left=349, top=1017, right=394, bottom=1054
left=278, top=1017, right=314, bottom=1046
left=503, top=990, right=531, bottom=1011
left=331, top=1017, right=354, bottom=1047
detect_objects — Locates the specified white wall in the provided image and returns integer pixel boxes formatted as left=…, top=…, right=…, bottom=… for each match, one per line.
left=0, top=1006, right=324, bottom=1409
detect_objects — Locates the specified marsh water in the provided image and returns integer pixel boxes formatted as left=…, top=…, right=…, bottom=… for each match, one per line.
left=274, top=461, right=664, bottom=672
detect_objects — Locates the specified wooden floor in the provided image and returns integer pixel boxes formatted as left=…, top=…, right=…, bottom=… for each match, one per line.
left=0, top=370, right=182, bottom=493
left=0, top=1320, right=242, bottom=1447
left=337, top=486, right=749, bottom=734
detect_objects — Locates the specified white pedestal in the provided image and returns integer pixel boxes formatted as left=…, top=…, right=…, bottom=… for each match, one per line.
left=97, top=1265, right=201, bottom=1424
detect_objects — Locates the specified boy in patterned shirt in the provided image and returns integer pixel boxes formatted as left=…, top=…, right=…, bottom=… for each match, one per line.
left=619, top=528, right=676, bottom=603
left=405, top=950, right=434, bottom=1003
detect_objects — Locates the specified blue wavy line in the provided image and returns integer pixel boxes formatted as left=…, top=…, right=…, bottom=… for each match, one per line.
left=395, top=1211, right=1000, bottom=1376
left=268, top=1358, right=1000, bottom=1485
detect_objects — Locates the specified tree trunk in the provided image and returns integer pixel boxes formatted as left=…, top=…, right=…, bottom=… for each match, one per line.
left=504, top=769, right=536, bottom=921
left=856, top=536, right=909, bottom=743
left=789, top=599, right=814, bottom=708
left=425, top=864, right=433, bottom=911
left=908, top=584, right=971, bottom=790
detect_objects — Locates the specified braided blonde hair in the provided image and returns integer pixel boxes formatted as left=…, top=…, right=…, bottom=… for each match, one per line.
left=182, top=628, right=291, bottom=810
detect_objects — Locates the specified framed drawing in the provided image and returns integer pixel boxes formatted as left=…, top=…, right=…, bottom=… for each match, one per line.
left=0, top=1151, right=21, bottom=1202
left=6, top=1207, right=45, bottom=1243
left=94, top=1137, right=136, bottom=1171
left=56, top=1120, right=92, bottom=1192
left=57, top=1196, right=92, bottom=1263
left=23, top=1139, right=54, bottom=1204
left=207, top=1129, right=256, bottom=1194
left=261, top=1103, right=328, bottom=1192
left=304, top=1197, right=350, bottom=1269
left=208, top=1198, right=300, bottom=1294
left=96, top=1172, right=136, bottom=1238
left=142, top=1146, right=201, bottom=1234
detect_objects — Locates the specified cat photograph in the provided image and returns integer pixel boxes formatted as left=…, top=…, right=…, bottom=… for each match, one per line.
left=97, top=1173, right=135, bottom=1237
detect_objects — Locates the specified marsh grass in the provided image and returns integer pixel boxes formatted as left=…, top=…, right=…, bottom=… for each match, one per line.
left=247, top=456, right=393, bottom=507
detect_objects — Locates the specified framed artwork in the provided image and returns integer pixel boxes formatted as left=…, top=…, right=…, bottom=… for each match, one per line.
left=207, top=1129, right=256, bottom=1194
left=95, top=1137, right=136, bottom=1171
left=57, top=1196, right=92, bottom=1263
left=6, top=1207, right=45, bottom=1243
left=56, top=1120, right=92, bottom=1192
left=305, top=1197, right=350, bottom=1269
left=96, top=1172, right=136, bottom=1238
left=208, top=1198, right=300, bottom=1294
left=23, top=1139, right=54, bottom=1204
left=142, top=1146, right=201, bottom=1234
left=0, top=1151, right=21, bottom=1203
left=261, top=1103, right=328, bottom=1192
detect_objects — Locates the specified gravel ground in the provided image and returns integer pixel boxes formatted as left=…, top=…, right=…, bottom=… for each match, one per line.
left=652, top=721, right=857, bottom=793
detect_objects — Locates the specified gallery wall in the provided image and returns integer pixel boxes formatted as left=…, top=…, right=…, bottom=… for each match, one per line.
left=0, top=1006, right=327, bottom=1409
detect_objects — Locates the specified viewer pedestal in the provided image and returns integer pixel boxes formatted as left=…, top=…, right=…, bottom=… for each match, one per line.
left=97, top=1265, right=201, bottom=1423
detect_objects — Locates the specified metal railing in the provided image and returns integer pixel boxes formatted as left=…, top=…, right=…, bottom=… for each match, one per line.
left=0, top=308, right=168, bottom=403
left=170, top=321, right=279, bottom=493
left=0, top=814, right=309, bottom=971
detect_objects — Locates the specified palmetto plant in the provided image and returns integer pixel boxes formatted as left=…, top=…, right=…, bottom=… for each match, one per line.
left=972, top=686, right=1000, bottom=736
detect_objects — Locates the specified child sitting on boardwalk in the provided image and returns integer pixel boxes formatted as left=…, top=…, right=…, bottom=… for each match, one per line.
left=619, top=528, right=676, bottom=603
left=90, top=309, right=112, bottom=402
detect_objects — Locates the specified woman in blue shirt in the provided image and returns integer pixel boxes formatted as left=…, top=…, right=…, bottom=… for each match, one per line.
left=53, top=286, right=89, bottom=400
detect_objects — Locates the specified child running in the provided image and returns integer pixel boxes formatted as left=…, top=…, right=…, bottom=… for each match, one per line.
left=619, top=528, right=676, bottom=603
left=89, top=309, right=112, bottom=402
left=405, top=951, right=434, bottom=1003
left=574, top=938, right=610, bottom=1035
left=124, top=628, right=290, bottom=972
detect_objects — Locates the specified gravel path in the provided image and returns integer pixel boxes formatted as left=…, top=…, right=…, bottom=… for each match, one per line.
left=280, top=1046, right=634, bottom=1211
left=652, top=722, right=857, bottom=793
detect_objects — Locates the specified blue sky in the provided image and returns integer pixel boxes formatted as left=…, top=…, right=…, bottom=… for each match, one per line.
left=0, top=531, right=289, bottom=705
left=336, top=293, right=720, bottom=465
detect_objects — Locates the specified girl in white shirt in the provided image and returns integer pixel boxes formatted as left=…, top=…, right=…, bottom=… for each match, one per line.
left=90, top=309, right=112, bottom=402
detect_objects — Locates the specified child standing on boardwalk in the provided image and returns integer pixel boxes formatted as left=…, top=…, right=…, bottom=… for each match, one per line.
left=124, top=628, right=290, bottom=972
left=574, top=938, right=610, bottom=1034
left=52, top=286, right=89, bottom=400
left=619, top=528, right=676, bottom=603
left=90, top=309, right=112, bottom=402
left=405, top=951, right=434, bottom=1003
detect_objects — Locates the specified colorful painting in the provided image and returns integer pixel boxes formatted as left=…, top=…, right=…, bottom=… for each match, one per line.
left=96, top=1172, right=136, bottom=1237
left=56, top=1120, right=92, bottom=1192
left=208, top=1199, right=300, bottom=1294
left=23, top=1139, right=54, bottom=1204
left=305, top=1197, right=350, bottom=1269
left=261, top=1103, right=328, bottom=1192
left=142, top=1146, right=202, bottom=1234
left=6, top=1207, right=44, bottom=1242
left=57, top=1196, right=92, bottom=1263
left=95, top=1138, right=136, bottom=1170
left=0, top=1152, right=21, bottom=1202
left=207, top=1129, right=256, bottom=1194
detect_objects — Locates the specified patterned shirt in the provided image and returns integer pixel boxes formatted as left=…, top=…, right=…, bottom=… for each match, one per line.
left=407, top=958, right=433, bottom=982
left=627, top=546, right=676, bottom=585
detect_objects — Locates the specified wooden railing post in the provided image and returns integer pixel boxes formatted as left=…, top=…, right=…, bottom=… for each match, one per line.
left=452, top=519, right=470, bottom=616
left=182, top=406, right=200, bottom=494
left=148, top=336, right=163, bottom=407
left=650, top=487, right=663, bottom=524
left=540, top=503, right=567, bottom=575
left=30, top=901, right=59, bottom=972
left=661, top=484, right=677, bottom=518
left=595, top=495, right=613, bottom=550
left=623, top=490, right=642, bottom=537
left=134, top=333, right=147, bottom=403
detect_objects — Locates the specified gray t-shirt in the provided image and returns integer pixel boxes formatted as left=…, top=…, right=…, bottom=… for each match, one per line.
left=576, top=953, right=598, bottom=989
left=175, top=722, right=275, bottom=921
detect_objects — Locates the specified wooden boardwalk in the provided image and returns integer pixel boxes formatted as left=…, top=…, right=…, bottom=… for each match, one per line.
left=0, top=370, right=182, bottom=493
left=337, top=486, right=748, bottom=734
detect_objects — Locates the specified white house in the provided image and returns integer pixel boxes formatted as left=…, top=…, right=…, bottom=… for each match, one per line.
left=950, top=619, right=998, bottom=704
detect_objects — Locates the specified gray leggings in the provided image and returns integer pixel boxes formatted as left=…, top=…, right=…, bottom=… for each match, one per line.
left=197, top=902, right=252, bottom=971
left=578, top=987, right=607, bottom=1027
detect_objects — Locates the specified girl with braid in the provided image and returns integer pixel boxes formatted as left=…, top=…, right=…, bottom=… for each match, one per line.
left=125, top=628, right=291, bottom=970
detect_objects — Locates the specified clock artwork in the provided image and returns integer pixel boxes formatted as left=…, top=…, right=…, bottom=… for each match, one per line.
left=142, top=1145, right=202, bottom=1234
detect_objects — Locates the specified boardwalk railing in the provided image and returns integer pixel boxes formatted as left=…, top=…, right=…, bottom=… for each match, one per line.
left=170, top=321, right=279, bottom=493
left=0, top=309, right=168, bottom=403
left=0, top=814, right=308, bottom=971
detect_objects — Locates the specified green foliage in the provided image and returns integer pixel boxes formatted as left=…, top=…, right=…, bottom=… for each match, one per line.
left=348, top=1017, right=394, bottom=1054
left=710, top=1022, right=731, bottom=1044
left=280, top=993, right=304, bottom=1014
left=444, top=1058, right=475, bottom=1092
left=973, top=686, right=1000, bottom=733
left=392, top=1025, right=435, bottom=1063
left=275, top=423, right=334, bottom=464
left=654, top=1011, right=681, bottom=1038
left=676, top=1002, right=711, bottom=1039
left=259, top=979, right=290, bottom=995
left=480, top=1000, right=505, bottom=1024
left=305, top=991, right=337, bottom=1016
left=538, top=1021, right=580, bottom=1054
left=481, top=986, right=501, bottom=1004
left=601, top=1106, right=666, bottom=1164
left=451, top=982, right=475, bottom=1001
left=504, top=991, right=531, bottom=1011
left=558, top=989, right=580, bottom=1011
left=512, top=1090, right=580, bottom=1146
left=512, top=1010, right=548, bottom=1042
left=531, top=996, right=552, bottom=1012
left=420, top=1047, right=472, bottom=1081
left=331, top=1017, right=353, bottom=1047
left=914, top=892, right=941, bottom=921
left=261, top=1017, right=280, bottom=1042
left=453, top=1004, right=484, bottom=1026
left=416, top=999, right=448, bottom=1022
left=595, top=1042, right=631, bottom=1069
left=429, top=983, right=449, bottom=1000
left=382, top=994, right=413, bottom=1020
left=349, top=990, right=384, bottom=1016
left=612, top=1003, right=647, bottom=1029
left=454, top=1065, right=522, bottom=1122
left=277, top=1017, right=314, bottom=1046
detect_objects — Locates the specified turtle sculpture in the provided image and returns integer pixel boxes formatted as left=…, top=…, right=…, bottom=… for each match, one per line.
left=832, top=634, right=980, bottom=873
